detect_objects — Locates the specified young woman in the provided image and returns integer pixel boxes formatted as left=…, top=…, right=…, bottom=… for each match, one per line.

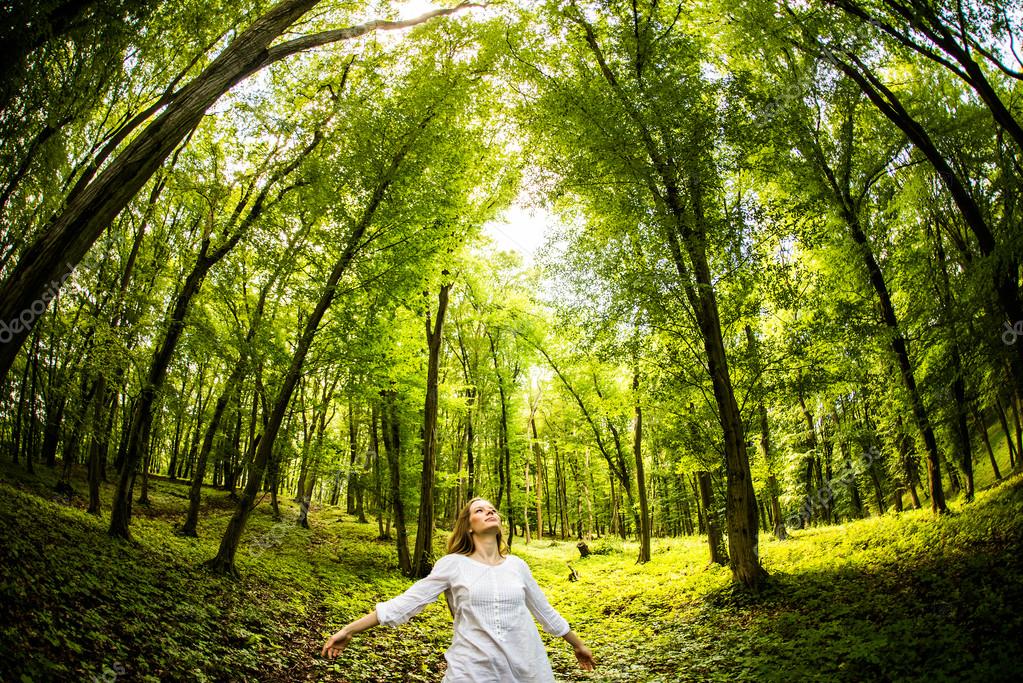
left=321, top=497, right=596, bottom=681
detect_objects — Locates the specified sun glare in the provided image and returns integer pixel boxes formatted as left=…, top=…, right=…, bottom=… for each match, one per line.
left=397, top=0, right=441, bottom=20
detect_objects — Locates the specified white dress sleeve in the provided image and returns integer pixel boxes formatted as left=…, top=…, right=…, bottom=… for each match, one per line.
left=375, top=554, right=456, bottom=628
left=516, top=557, right=571, bottom=637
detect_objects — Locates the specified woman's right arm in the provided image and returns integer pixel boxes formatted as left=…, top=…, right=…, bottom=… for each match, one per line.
left=321, top=554, right=457, bottom=659
left=321, top=610, right=380, bottom=658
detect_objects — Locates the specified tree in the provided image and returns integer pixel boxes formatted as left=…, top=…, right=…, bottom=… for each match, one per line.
left=411, top=279, right=452, bottom=577
left=110, top=121, right=323, bottom=539
left=0, top=0, right=479, bottom=384
left=515, top=0, right=767, bottom=587
left=205, top=21, right=510, bottom=574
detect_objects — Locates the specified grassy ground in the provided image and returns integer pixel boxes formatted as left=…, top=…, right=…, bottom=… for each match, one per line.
left=1, top=451, right=1022, bottom=682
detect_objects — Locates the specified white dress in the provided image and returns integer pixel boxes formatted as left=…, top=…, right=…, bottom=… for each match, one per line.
left=374, top=553, right=570, bottom=682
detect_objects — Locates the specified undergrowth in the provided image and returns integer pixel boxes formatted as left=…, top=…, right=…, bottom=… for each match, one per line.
left=1, top=462, right=1021, bottom=682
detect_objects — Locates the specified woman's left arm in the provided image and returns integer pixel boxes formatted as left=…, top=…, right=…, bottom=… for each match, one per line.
left=518, top=558, right=595, bottom=671
left=561, top=630, right=596, bottom=671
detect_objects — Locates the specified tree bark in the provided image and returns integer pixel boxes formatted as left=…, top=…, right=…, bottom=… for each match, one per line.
left=973, top=405, right=1001, bottom=481
left=698, top=471, right=728, bottom=566
left=381, top=389, right=412, bottom=575
left=412, top=281, right=451, bottom=577
left=632, top=369, right=651, bottom=563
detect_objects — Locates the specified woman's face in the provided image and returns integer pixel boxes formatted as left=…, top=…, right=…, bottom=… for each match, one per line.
left=468, top=499, right=501, bottom=536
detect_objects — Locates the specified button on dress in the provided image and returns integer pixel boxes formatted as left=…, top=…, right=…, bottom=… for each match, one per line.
left=374, top=553, right=570, bottom=682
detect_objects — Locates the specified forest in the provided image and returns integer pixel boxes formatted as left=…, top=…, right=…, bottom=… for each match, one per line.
left=1, top=0, right=1022, bottom=680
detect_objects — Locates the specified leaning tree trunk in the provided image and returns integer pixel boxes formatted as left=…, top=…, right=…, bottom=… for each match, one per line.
left=929, top=224, right=975, bottom=501
left=107, top=167, right=278, bottom=539
left=204, top=136, right=409, bottom=574
left=180, top=283, right=277, bottom=535
left=972, top=405, right=1001, bottom=481
left=844, top=211, right=947, bottom=513
left=181, top=349, right=251, bottom=536
left=826, top=51, right=1023, bottom=392
left=666, top=221, right=765, bottom=587
left=0, top=0, right=476, bottom=385
left=299, top=389, right=335, bottom=528
left=566, top=6, right=764, bottom=588
left=412, top=281, right=451, bottom=578
left=109, top=237, right=233, bottom=539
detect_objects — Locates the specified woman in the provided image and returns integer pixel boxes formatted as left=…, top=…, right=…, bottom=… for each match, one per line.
left=321, top=497, right=596, bottom=681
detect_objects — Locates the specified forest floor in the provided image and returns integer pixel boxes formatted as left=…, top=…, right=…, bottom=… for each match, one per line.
left=2, top=450, right=1023, bottom=682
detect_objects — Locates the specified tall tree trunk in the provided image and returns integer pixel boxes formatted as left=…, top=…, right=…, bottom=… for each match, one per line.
left=355, top=437, right=369, bottom=524
left=698, top=471, right=728, bottom=566
left=344, top=398, right=360, bottom=515
left=566, top=9, right=763, bottom=586
left=25, top=333, right=41, bottom=473
left=608, top=471, right=619, bottom=538
left=972, top=405, right=1002, bottom=481
left=995, top=397, right=1018, bottom=468
left=371, top=403, right=389, bottom=539
left=300, top=381, right=337, bottom=528
left=632, top=369, right=651, bottom=563
left=578, top=447, right=594, bottom=539
left=85, top=377, right=107, bottom=514
left=747, top=325, right=787, bottom=539
left=523, top=460, right=532, bottom=544
left=930, top=223, right=975, bottom=501
left=686, top=245, right=763, bottom=584
left=182, top=358, right=257, bottom=534
left=555, top=443, right=568, bottom=539
left=528, top=400, right=544, bottom=542
left=465, top=391, right=476, bottom=500
left=412, top=281, right=451, bottom=577
left=40, top=390, right=65, bottom=469
left=846, top=213, right=946, bottom=513
left=137, top=429, right=154, bottom=506
left=1009, top=384, right=1023, bottom=467
left=381, top=389, right=411, bottom=575
left=487, top=330, right=514, bottom=548
left=868, top=457, right=887, bottom=515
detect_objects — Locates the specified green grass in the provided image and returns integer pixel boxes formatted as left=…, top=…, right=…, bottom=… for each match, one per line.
left=2, top=460, right=1022, bottom=682
left=894, top=419, right=1016, bottom=511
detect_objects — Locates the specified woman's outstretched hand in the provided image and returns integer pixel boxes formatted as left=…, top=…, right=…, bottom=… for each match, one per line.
left=574, top=643, right=596, bottom=671
left=321, top=628, right=352, bottom=659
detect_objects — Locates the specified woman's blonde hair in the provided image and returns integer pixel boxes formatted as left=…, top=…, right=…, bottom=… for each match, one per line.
left=447, top=497, right=509, bottom=556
